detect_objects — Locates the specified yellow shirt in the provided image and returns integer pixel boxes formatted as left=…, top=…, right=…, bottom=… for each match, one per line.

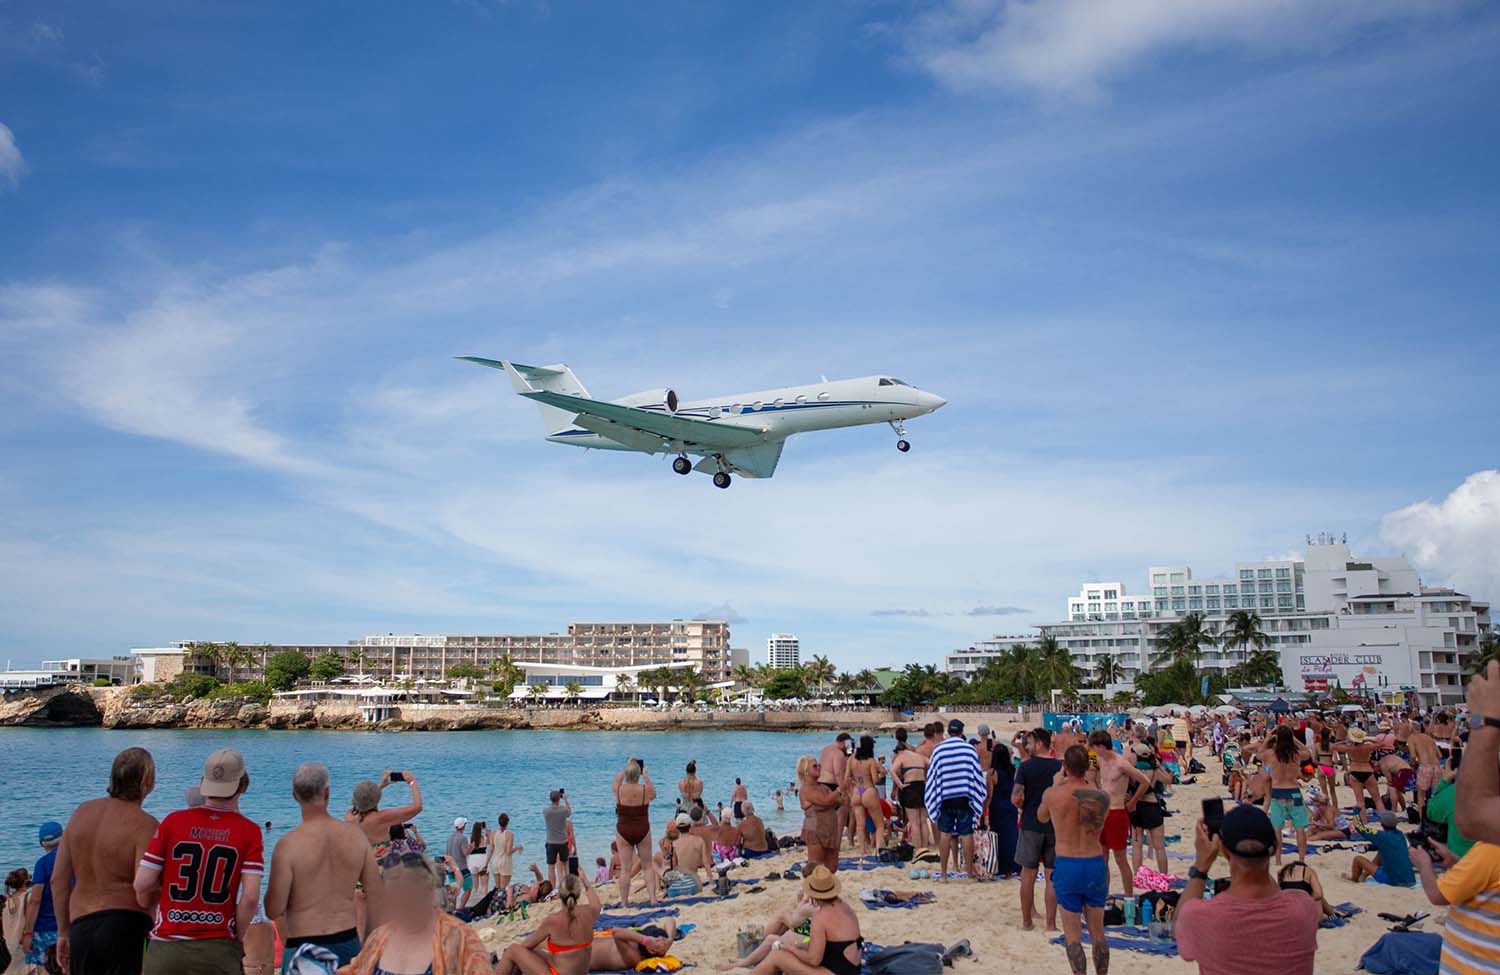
left=1437, top=842, right=1500, bottom=975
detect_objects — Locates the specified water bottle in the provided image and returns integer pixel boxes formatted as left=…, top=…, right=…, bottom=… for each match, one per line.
left=1124, top=896, right=1138, bottom=927
left=1141, top=898, right=1153, bottom=926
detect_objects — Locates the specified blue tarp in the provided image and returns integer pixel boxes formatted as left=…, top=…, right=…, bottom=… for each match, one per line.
left=1357, top=931, right=1442, bottom=974
left=1043, top=712, right=1130, bottom=733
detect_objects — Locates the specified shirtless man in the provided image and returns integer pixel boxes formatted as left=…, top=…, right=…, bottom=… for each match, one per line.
left=666, top=812, right=712, bottom=893
left=53, top=747, right=159, bottom=975
left=588, top=920, right=677, bottom=972
left=737, top=802, right=770, bottom=854
left=1407, top=723, right=1441, bottom=814
left=818, top=734, right=854, bottom=846
left=915, top=723, right=940, bottom=758
left=266, top=763, right=385, bottom=971
left=1038, top=746, right=1110, bottom=975
left=1087, top=731, right=1150, bottom=899
left=731, top=779, right=749, bottom=821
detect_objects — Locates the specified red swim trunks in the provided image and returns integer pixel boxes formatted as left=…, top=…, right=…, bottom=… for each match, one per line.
left=1103, top=808, right=1130, bottom=851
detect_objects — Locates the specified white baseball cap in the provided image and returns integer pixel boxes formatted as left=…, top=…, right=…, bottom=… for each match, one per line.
left=454, top=817, right=468, bottom=829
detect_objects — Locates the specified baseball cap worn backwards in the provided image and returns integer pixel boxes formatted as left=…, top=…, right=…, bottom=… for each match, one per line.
left=200, top=749, right=246, bottom=799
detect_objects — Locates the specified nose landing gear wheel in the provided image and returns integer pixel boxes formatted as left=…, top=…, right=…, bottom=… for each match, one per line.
left=897, top=439, right=910, bottom=452
left=712, top=472, right=732, bottom=489
left=672, top=456, right=692, bottom=475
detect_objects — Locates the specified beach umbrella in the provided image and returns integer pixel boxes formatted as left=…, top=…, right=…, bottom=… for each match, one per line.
left=1187, top=705, right=1208, bottom=715
left=1228, top=718, right=1248, bottom=729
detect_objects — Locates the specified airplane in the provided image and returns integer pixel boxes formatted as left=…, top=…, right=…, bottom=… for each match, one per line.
left=456, top=356, right=946, bottom=489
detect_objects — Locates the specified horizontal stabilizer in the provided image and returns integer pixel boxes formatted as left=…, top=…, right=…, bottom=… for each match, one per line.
left=456, top=356, right=592, bottom=435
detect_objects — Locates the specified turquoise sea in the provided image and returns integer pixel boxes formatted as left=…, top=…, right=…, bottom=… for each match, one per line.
left=0, top=728, right=828, bottom=874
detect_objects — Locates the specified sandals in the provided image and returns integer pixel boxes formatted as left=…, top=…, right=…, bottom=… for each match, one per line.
left=943, top=940, right=973, bottom=964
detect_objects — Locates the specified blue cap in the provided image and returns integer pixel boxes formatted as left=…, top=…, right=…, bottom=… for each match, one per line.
left=38, top=821, right=62, bottom=844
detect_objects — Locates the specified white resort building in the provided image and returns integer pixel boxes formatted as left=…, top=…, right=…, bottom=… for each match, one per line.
left=766, top=633, right=801, bottom=669
left=1033, top=538, right=1489, bottom=707
left=944, top=635, right=1039, bottom=681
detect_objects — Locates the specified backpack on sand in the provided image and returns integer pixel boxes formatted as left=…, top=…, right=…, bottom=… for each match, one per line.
left=865, top=943, right=945, bottom=975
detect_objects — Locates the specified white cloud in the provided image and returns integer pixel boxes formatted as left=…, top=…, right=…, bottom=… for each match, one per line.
left=1381, top=470, right=1500, bottom=602
left=31, top=22, right=65, bottom=44
left=902, top=0, right=1468, bottom=96
left=0, top=123, right=25, bottom=191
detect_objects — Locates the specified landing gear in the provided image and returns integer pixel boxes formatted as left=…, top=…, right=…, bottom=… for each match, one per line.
left=712, top=471, right=732, bottom=490
left=890, top=420, right=911, bottom=452
left=672, top=455, right=692, bottom=475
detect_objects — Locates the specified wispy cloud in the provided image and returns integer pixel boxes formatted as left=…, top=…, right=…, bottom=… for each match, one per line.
left=0, top=124, right=25, bottom=191
left=693, top=602, right=747, bottom=624
left=899, top=0, right=1471, bottom=96
left=967, top=605, right=1029, bottom=617
left=1382, top=470, right=1500, bottom=603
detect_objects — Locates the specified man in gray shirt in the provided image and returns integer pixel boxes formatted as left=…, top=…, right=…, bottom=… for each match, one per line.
left=542, top=789, right=572, bottom=892
left=445, top=817, right=472, bottom=909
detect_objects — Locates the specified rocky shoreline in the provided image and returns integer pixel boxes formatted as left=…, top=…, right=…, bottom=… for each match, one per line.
left=0, top=686, right=1022, bottom=733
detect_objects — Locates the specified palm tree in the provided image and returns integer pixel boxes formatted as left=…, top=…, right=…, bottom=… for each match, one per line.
left=1034, top=638, right=1082, bottom=696
left=1468, top=632, right=1500, bottom=675
left=1094, top=653, right=1124, bottom=687
left=832, top=673, right=856, bottom=701
left=615, top=672, right=635, bottom=702
left=732, top=664, right=758, bottom=688
left=528, top=682, right=548, bottom=705
left=564, top=681, right=584, bottom=704
left=1219, top=610, right=1271, bottom=664
left=804, top=655, right=836, bottom=696
left=1152, top=613, right=1217, bottom=670
left=349, top=649, right=365, bottom=678
left=1241, top=649, right=1284, bottom=687
left=853, top=668, right=877, bottom=689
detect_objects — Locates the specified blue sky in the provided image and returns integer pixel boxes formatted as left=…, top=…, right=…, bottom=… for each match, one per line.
left=3, top=0, right=1498, bottom=670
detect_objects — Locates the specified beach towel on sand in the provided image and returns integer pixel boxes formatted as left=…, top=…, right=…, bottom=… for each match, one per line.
left=1049, top=930, right=1179, bottom=957
left=1356, top=931, right=1442, bottom=975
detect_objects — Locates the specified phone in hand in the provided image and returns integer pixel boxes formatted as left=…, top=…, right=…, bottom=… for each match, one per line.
left=568, top=856, right=580, bottom=876
left=1203, top=797, right=1225, bottom=838
left=390, top=824, right=406, bottom=841
left=390, top=771, right=405, bottom=782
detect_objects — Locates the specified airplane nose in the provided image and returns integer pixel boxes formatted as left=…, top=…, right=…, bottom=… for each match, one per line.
left=921, top=391, right=947, bottom=412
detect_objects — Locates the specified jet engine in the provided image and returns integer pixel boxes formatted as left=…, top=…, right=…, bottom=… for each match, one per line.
left=612, top=388, right=679, bottom=413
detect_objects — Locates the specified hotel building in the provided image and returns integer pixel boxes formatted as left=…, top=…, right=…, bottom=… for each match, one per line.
left=1035, top=539, right=1489, bottom=707
left=766, top=633, right=801, bottom=670
left=944, top=635, right=1039, bottom=681
left=132, top=619, right=734, bottom=687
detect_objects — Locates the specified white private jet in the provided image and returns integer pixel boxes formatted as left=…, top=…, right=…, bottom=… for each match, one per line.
left=457, top=356, right=946, bottom=488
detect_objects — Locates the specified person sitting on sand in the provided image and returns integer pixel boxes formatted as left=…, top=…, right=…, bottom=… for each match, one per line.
left=798, top=756, right=846, bottom=874
left=714, top=815, right=742, bottom=863
left=738, top=802, right=771, bottom=856
left=1277, top=861, right=1338, bottom=919
left=334, top=853, right=492, bottom=975
left=720, top=894, right=817, bottom=971
left=739, top=866, right=861, bottom=975
left=587, top=920, right=678, bottom=972
left=1349, top=810, right=1415, bottom=887
left=1302, top=783, right=1356, bottom=842
left=495, top=873, right=600, bottom=975
left=663, top=813, right=712, bottom=896
left=501, top=864, right=553, bottom=913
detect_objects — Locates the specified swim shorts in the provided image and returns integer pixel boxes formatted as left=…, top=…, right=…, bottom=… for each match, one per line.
left=900, top=783, right=925, bottom=810
left=1416, top=765, right=1437, bottom=792
left=25, top=928, right=58, bottom=967
left=1052, top=855, right=1108, bottom=913
left=1128, top=802, right=1164, bottom=831
left=1102, top=808, right=1130, bottom=851
left=72, top=909, right=152, bottom=975
left=936, top=799, right=975, bottom=838
left=1389, top=768, right=1414, bottom=793
left=545, top=842, right=569, bottom=865
left=1015, top=829, right=1056, bottom=870
left=1269, top=788, right=1310, bottom=830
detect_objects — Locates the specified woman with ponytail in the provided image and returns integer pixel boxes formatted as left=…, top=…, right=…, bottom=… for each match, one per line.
left=496, top=870, right=600, bottom=975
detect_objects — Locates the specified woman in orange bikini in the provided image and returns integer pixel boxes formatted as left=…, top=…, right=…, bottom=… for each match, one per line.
left=496, top=873, right=601, bottom=975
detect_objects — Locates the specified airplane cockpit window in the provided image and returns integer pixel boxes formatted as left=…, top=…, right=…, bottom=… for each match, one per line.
left=878, top=378, right=910, bottom=387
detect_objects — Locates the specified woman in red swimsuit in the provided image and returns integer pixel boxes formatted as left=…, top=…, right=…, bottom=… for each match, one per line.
left=496, top=873, right=601, bottom=975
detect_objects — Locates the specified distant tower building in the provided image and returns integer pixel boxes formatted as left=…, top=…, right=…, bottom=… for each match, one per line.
left=767, top=633, right=800, bottom=670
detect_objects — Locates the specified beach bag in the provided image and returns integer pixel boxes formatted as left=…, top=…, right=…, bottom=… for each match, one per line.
left=865, top=942, right=945, bottom=975
left=974, top=830, right=1000, bottom=876
left=285, top=945, right=340, bottom=975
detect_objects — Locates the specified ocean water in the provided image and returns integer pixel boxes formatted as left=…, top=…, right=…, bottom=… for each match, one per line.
left=0, top=728, right=830, bottom=874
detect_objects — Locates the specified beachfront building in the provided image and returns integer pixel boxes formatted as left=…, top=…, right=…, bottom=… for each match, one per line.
left=130, top=618, right=734, bottom=687
left=0, top=656, right=140, bottom=690
left=944, top=635, right=1038, bottom=681
left=1036, top=538, right=1490, bottom=706
left=766, top=633, right=800, bottom=669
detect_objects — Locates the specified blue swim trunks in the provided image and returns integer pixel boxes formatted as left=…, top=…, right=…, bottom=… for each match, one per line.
left=1052, top=855, right=1109, bottom=913
left=937, top=804, right=975, bottom=838
left=26, top=928, right=58, bottom=967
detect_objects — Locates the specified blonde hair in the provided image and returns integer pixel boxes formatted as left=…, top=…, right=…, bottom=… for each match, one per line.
left=382, top=853, right=440, bottom=889
left=558, top=874, right=583, bottom=923
left=796, top=755, right=817, bottom=783
left=623, top=760, right=641, bottom=784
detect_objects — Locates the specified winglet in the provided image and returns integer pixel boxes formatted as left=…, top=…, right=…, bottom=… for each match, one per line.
left=455, top=356, right=540, bottom=395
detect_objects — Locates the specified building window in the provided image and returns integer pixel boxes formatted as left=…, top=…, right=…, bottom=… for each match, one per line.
left=1188, top=597, right=1203, bottom=609
left=1189, top=585, right=1202, bottom=595
left=1154, top=587, right=1167, bottom=597
left=1260, top=596, right=1275, bottom=609
left=1207, top=597, right=1221, bottom=609
left=1205, top=584, right=1219, bottom=594
left=1276, top=567, right=1290, bottom=578
left=1241, top=570, right=1255, bottom=581
left=1260, top=582, right=1274, bottom=593
left=1172, top=598, right=1186, bottom=610
left=1152, top=573, right=1167, bottom=585
left=1170, top=572, right=1186, bottom=584
left=1258, top=568, right=1273, bottom=579
left=1223, top=597, right=1238, bottom=608
left=1171, top=586, right=1185, bottom=596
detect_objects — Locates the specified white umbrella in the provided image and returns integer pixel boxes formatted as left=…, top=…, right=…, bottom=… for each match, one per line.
left=1211, top=704, right=1242, bottom=715
left=1187, top=705, right=1209, bottom=715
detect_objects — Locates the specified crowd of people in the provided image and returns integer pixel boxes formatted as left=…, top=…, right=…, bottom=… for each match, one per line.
left=1, top=660, right=1498, bottom=975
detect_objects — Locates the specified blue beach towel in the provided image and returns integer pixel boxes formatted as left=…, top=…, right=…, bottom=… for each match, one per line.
left=1049, top=930, right=1178, bottom=957
left=596, top=908, right=681, bottom=929
left=1319, top=902, right=1363, bottom=929
left=1357, top=931, right=1442, bottom=974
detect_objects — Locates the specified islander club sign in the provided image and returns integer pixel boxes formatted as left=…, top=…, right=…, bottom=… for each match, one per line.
left=1282, top=645, right=1416, bottom=698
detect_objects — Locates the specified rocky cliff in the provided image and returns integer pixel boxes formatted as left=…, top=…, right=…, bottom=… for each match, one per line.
left=0, top=686, right=103, bottom=726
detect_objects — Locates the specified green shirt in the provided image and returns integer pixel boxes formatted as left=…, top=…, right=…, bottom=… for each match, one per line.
left=1427, top=778, right=1474, bottom=858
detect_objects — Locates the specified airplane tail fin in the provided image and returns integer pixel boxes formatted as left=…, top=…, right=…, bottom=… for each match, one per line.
left=456, top=356, right=592, bottom=436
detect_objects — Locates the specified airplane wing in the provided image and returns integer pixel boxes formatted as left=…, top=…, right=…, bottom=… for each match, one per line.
left=695, top=440, right=786, bottom=478
left=520, top=389, right=766, bottom=450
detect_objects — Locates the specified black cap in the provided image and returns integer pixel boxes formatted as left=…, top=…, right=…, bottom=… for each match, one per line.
left=947, top=719, right=965, bottom=737
left=1219, top=804, right=1277, bottom=859
left=835, top=733, right=852, bottom=742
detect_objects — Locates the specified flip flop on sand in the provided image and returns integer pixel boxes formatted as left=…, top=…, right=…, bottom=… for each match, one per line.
left=943, top=940, right=973, bottom=963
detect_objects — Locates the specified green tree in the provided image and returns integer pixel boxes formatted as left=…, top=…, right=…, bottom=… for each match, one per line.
left=564, top=681, right=584, bottom=703
left=1219, top=610, right=1271, bottom=664
left=446, top=664, right=485, bottom=681
left=1093, top=653, right=1124, bottom=687
left=528, top=682, right=549, bottom=703
left=804, top=655, right=836, bottom=695
left=264, top=651, right=312, bottom=692
left=1151, top=613, right=1217, bottom=670
left=614, top=672, right=635, bottom=701
left=1033, top=637, right=1083, bottom=698
left=310, top=650, right=345, bottom=683
left=763, top=670, right=810, bottom=699
left=882, top=664, right=960, bottom=708
left=1468, top=632, right=1500, bottom=675
left=732, top=664, right=758, bottom=688
left=1241, top=649, right=1284, bottom=687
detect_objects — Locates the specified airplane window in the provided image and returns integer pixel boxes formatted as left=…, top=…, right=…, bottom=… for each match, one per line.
left=772, top=398, right=783, bottom=407
left=794, top=395, right=806, bottom=404
left=730, top=404, right=741, bottom=414
left=878, top=379, right=892, bottom=386
left=890, top=378, right=909, bottom=386
left=817, top=392, right=830, bottom=401
left=750, top=401, right=761, bottom=411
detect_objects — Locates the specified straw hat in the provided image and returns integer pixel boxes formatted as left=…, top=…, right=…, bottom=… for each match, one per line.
left=1347, top=727, right=1368, bottom=744
left=802, top=865, right=842, bottom=900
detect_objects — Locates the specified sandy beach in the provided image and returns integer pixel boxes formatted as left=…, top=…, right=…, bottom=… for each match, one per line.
left=469, top=727, right=1442, bottom=974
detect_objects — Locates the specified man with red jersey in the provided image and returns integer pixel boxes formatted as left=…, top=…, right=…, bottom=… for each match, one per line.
left=133, top=749, right=264, bottom=975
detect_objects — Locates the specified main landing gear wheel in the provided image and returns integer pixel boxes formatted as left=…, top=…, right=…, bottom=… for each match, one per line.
left=897, top=439, right=911, bottom=452
left=712, top=472, right=732, bottom=489
left=672, top=456, right=692, bottom=475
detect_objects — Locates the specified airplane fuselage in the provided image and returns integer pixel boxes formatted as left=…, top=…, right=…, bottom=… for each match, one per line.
left=547, top=375, right=942, bottom=450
